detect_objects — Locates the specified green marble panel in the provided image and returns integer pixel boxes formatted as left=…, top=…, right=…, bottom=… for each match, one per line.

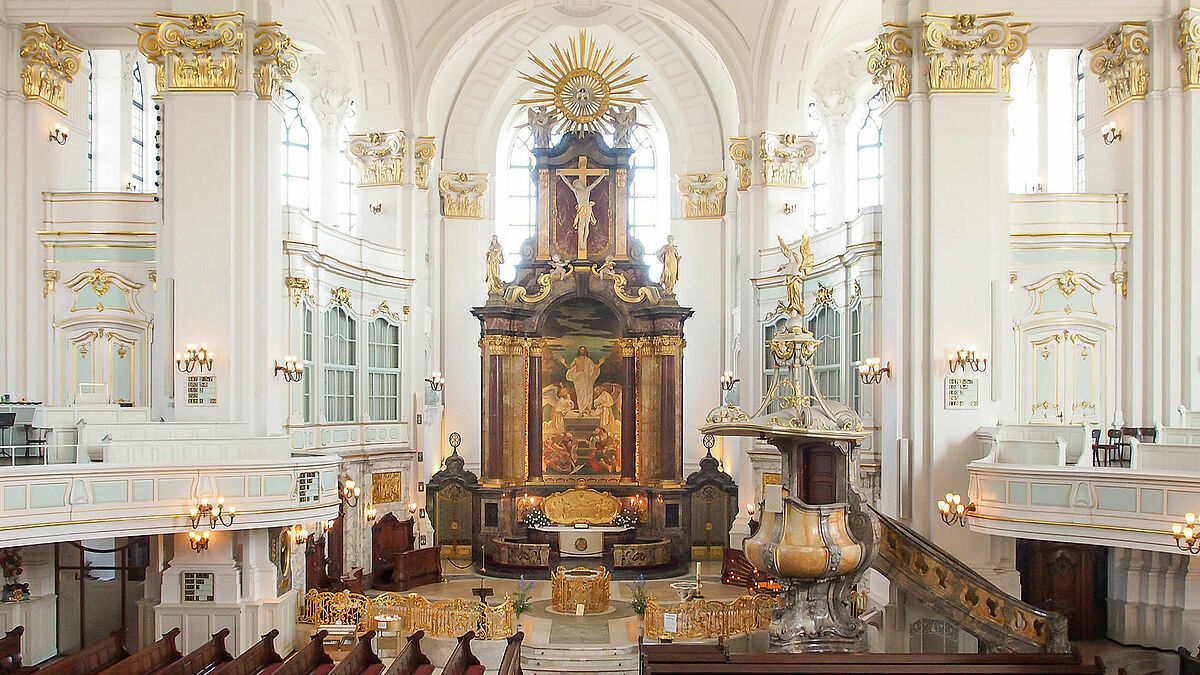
left=159, top=478, right=193, bottom=500
left=216, top=477, right=245, bottom=497
left=1140, top=489, right=1164, bottom=514
left=264, top=475, right=291, bottom=496
left=132, top=480, right=154, bottom=502
left=1030, top=483, right=1071, bottom=507
left=92, top=480, right=128, bottom=503
left=30, top=483, right=67, bottom=508
left=979, top=480, right=1006, bottom=503
left=1095, top=486, right=1138, bottom=512
left=1008, top=482, right=1028, bottom=505
left=247, top=476, right=262, bottom=497
left=3, top=485, right=27, bottom=510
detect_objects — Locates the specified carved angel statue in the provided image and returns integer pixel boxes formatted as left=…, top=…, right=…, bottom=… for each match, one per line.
left=655, top=235, right=681, bottom=295
left=767, top=233, right=813, bottom=319
left=485, top=235, right=505, bottom=295
left=611, top=106, right=642, bottom=148
left=526, top=106, right=558, bottom=148
left=549, top=253, right=570, bottom=280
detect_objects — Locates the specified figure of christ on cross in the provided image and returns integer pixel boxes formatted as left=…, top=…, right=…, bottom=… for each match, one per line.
left=557, top=156, right=609, bottom=259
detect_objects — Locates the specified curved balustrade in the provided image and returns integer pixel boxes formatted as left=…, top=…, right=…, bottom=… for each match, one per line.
left=643, top=594, right=778, bottom=640
left=297, top=590, right=516, bottom=640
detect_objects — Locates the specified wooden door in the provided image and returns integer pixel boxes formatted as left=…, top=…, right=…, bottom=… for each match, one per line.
left=1016, top=540, right=1107, bottom=640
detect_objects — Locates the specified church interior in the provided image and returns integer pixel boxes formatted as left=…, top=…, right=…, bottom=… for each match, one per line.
left=0, top=0, right=1197, bottom=673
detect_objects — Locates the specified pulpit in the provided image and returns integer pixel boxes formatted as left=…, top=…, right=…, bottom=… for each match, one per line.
left=371, top=513, right=442, bottom=591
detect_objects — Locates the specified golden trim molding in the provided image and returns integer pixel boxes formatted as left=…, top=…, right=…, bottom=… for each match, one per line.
left=347, top=130, right=406, bottom=187
left=677, top=173, right=727, bottom=219
left=137, top=12, right=244, bottom=92
left=1089, top=22, right=1150, bottom=113
left=414, top=136, right=437, bottom=190
left=728, top=137, right=751, bottom=191
left=20, top=23, right=83, bottom=115
left=438, top=171, right=488, bottom=219
left=252, top=23, right=299, bottom=100
left=921, top=13, right=1029, bottom=94
left=759, top=132, right=817, bottom=189
left=866, top=23, right=913, bottom=107
left=1180, top=8, right=1200, bottom=90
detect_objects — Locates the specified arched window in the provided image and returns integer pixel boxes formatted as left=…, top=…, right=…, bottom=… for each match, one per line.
left=497, top=124, right=539, bottom=278
left=856, top=92, right=884, bottom=211
left=1008, top=52, right=1039, bottom=193
left=627, top=126, right=659, bottom=250
left=807, top=102, right=829, bottom=230
left=848, top=296, right=864, bottom=413
left=338, top=101, right=358, bottom=231
left=323, top=307, right=356, bottom=422
left=131, top=62, right=145, bottom=191
left=281, top=89, right=311, bottom=211
left=807, top=302, right=842, bottom=402
left=367, top=317, right=401, bottom=421
left=300, top=302, right=314, bottom=424
left=1074, top=50, right=1086, bottom=192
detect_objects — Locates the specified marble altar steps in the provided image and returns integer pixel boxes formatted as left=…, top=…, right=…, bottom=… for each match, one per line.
left=519, top=644, right=640, bottom=675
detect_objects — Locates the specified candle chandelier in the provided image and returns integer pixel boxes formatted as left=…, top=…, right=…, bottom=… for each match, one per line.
left=947, top=345, right=988, bottom=373
left=936, top=493, right=974, bottom=527
left=176, top=343, right=214, bottom=373
left=189, top=497, right=235, bottom=529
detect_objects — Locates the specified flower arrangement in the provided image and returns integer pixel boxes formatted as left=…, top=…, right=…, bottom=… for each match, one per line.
left=1, top=548, right=28, bottom=602
left=514, top=575, right=535, bottom=616
left=522, top=509, right=551, bottom=528
left=629, top=574, right=648, bottom=615
left=612, top=508, right=640, bottom=528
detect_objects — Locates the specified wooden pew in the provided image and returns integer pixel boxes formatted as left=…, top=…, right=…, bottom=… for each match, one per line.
left=272, top=632, right=332, bottom=675
left=221, top=631, right=284, bottom=675
left=496, top=632, right=524, bottom=675
left=0, top=627, right=35, bottom=675
left=439, top=633, right=483, bottom=675
left=326, top=631, right=380, bottom=675
left=379, top=632, right=431, bottom=675
left=640, top=642, right=726, bottom=673
left=642, top=652, right=1103, bottom=675
left=1180, top=647, right=1200, bottom=675
left=37, top=633, right=129, bottom=675
left=96, top=628, right=181, bottom=675
left=154, top=629, right=232, bottom=675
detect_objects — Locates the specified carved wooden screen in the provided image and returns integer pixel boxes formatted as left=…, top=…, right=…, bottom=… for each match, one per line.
left=372, top=513, right=415, bottom=570
left=434, top=482, right=473, bottom=551
left=690, top=483, right=731, bottom=552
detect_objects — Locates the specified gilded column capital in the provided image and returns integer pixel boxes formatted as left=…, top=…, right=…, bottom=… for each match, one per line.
left=136, top=12, right=244, bottom=92
left=414, top=137, right=437, bottom=190
left=1179, top=9, right=1200, bottom=90
left=438, top=171, right=488, bottom=219
left=727, top=137, right=751, bottom=191
left=20, top=24, right=84, bottom=115
left=346, top=130, right=406, bottom=187
left=759, top=132, right=817, bottom=189
left=677, top=172, right=728, bottom=219
left=866, top=23, right=913, bottom=107
left=478, top=334, right=541, bottom=355
left=1089, top=22, right=1151, bottom=113
left=921, top=13, right=1029, bottom=94
left=252, top=23, right=299, bottom=100
left=285, top=276, right=311, bottom=306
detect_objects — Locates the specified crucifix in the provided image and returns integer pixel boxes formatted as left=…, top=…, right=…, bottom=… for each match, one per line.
left=557, top=156, right=609, bottom=259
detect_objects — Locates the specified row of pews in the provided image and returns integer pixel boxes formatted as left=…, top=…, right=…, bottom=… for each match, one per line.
left=640, top=643, right=1104, bottom=675
left=2, top=627, right=524, bottom=675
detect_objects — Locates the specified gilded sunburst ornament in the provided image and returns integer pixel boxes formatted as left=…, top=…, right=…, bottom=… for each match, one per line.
left=517, top=29, right=648, bottom=134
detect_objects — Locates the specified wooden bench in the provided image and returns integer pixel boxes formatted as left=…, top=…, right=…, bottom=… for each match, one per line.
left=640, top=642, right=726, bottom=672
left=439, top=633, right=483, bottom=675
left=155, top=629, right=232, bottom=675
left=643, top=652, right=1103, bottom=675
left=496, top=632, right=524, bottom=675
left=0, top=627, right=35, bottom=675
left=1179, top=647, right=1200, bottom=675
left=380, top=632, right=431, bottom=675
left=37, top=633, right=129, bottom=675
left=273, top=632, right=333, bottom=675
left=221, top=631, right=284, bottom=675
left=326, top=631, right=381, bottom=675
left=97, top=628, right=181, bottom=675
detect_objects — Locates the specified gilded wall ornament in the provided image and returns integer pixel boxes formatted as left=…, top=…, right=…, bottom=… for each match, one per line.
left=728, top=137, right=752, bottom=191
left=677, top=173, right=728, bottom=219
left=414, top=137, right=437, bottom=190
left=137, top=12, right=244, bottom=92
left=593, top=259, right=663, bottom=304
left=764, top=234, right=812, bottom=321
left=921, top=13, right=1029, bottom=94
left=330, top=286, right=352, bottom=309
left=1111, top=270, right=1128, bottom=299
left=286, top=276, right=310, bottom=306
left=438, top=171, right=488, bottom=219
left=148, top=270, right=158, bottom=292
left=370, top=301, right=404, bottom=322
left=759, top=132, right=817, bottom=189
left=347, top=130, right=406, bottom=187
left=371, top=472, right=405, bottom=504
left=43, top=269, right=60, bottom=298
left=1089, top=22, right=1151, bottom=114
left=848, top=279, right=862, bottom=306
left=814, top=283, right=836, bottom=308
left=1181, top=9, right=1200, bottom=90
left=866, top=24, right=913, bottom=107
left=20, top=24, right=83, bottom=115
left=252, top=23, right=299, bottom=101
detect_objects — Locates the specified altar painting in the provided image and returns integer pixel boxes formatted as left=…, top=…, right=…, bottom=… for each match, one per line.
left=541, top=298, right=623, bottom=479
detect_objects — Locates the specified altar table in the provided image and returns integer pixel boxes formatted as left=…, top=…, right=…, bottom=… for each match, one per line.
left=532, top=524, right=631, bottom=557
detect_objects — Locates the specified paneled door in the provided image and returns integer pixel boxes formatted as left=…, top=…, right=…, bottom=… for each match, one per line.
left=62, top=325, right=144, bottom=405
left=1016, top=540, right=1107, bottom=640
left=1022, top=326, right=1105, bottom=425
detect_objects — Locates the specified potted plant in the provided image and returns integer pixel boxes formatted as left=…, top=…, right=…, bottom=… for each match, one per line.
left=629, top=574, right=647, bottom=615
left=513, top=575, right=534, bottom=616
left=1, top=548, right=29, bottom=602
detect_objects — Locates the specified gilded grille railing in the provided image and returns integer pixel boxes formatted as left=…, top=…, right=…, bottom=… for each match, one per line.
left=297, top=590, right=516, bottom=639
left=643, top=593, right=778, bottom=640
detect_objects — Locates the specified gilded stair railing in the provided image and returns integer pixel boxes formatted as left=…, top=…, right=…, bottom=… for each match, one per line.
left=643, top=594, right=778, bottom=640
left=297, top=589, right=516, bottom=640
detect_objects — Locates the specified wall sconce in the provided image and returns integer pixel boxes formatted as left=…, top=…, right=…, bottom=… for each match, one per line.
left=189, top=497, right=235, bottom=529
left=936, top=493, right=974, bottom=527
left=365, top=504, right=377, bottom=521
left=49, top=123, right=69, bottom=145
left=746, top=503, right=756, bottom=517
left=426, top=371, right=445, bottom=392
left=656, top=494, right=665, bottom=504
left=188, top=530, right=210, bottom=553
left=274, top=355, right=304, bottom=382
left=947, top=345, right=988, bottom=373
left=1173, top=513, right=1200, bottom=554
left=857, top=357, right=891, bottom=385
left=339, top=479, right=360, bottom=509
left=176, top=344, right=214, bottom=373
left=720, top=370, right=739, bottom=402
left=291, top=524, right=309, bottom=544
left=407, top=502, right=418, bottom=519
left=368, top=200, right=383, bottom=215
left=782, top=203, right=798, bottom=215
left=1102, top=121, right=1122, bottom=145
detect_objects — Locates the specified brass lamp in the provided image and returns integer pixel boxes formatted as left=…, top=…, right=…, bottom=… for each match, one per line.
left=189, top=496, right=235, bottom=529
left=176, top=343, right=214, bottom=373
left=936, top=493, right=974, bottom=526
left=188, top=530, right=211, bottom=552
left=947, top=345, right=988, bottom=373
left=1173, top=513, right=1200, bottom=554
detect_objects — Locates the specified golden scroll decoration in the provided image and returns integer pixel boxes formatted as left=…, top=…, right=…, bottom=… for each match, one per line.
left=20, top=24, right=83, bottom=115
left=551, top=566, right=611, bottom=613
left=347, top=130, right=406, bottom=187
left=866, top=24, right=913, bottom=108
left=542, top=484, right=622, bottom=525
left=922, top=13, right=1029, bottom=94
left=299, top=590, right=515, bottom=640
left=678, top=173, right=728, bottom=219
left=439, top=171, right=488, bottom=219
left=643, top=594, right=778, bottom=640
left=1089, top=22, right=1151, bottom=114
left=372, top=472, right=405, bottom=504
left=137, top=12, right=244, bottom=92
left=414, top=137, right=437, bottom=190
left=728, top=138, right=752, bottom=191
left=252, top=23, right=299, bottom=100
left=1181, top=9, right=1200, bottom=90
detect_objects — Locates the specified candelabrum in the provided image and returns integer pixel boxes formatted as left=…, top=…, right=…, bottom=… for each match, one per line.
left=365, top=504, right=377, bottom=521
left=1173, top=513, right=1200, bottom=554
left=720, top=370, right=739, bottom=404
left=1102, top=121, right=1122, bottom=145
left=947, top=345, right=988, bottom=373
left=340, top=479, right=361, bottom=509
left=291, top=524, right=310, bottom=545
left=426, top=371, right=445, bottom=392
left=188, top=530, right=211, bottom=552
left=49, top=123, right=69, bottom=145
left=176, top=343, right=214, bottom=373
left=857, top=357, right=891, bottom=384
left=189, top=497, right=235, bottom=529
left=274, top=355, right=304, bottom=382
left=936, top=493, right=974, bottom=526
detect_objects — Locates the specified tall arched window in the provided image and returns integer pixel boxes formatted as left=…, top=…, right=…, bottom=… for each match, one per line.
left=338, top=101, right=358, bottom=231
left=807, top=103, right=829, bottom=230
left=856, top=92, right=884, bottom=211
left=848, top=296, right=864, bottom=412
left=323, top=307, right=356, bottom=422
left=497, top=124, right=539, bottom=278
left=130, top=62, right=145, bottom=191
left=367, top=317, right=401, bottom=421
left=1074, top=50, right=1086, bottom=192
left=301, top=302, right=314, bottom=423
left=281, top=89, right=311, bottom=211
left=807, top=302, right=842, bottom=402
left=627, top=126, right=659, bottom=250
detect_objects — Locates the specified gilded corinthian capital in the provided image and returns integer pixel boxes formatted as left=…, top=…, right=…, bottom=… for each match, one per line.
left=728, top=137, right=752, bottom=191
left=438, top=171, right=488, bottom=219
left=1179, top=9, right=1200, bottom=91
left=137, top=12, right=244, bottom=92
left=759, top=132, right=817, bottom=189
left=678, top=173, right=728, bottom=219
left=252, top=23, right=299, bottom=100
left=1089, top=22, right=1150, bottom=113
left=414, top=137, right=437, bottom=190
left=20, top=24, right=83, bottom=115
left=866, top=24, right=913, bottom=107
left=922, top=13, right=1029, bottom=94
left=346, top=130, right=406, bottom=187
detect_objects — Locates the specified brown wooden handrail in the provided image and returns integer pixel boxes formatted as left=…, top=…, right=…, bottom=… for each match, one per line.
left=380, top=632, right=431, bottom=675
left=272, top=632, right=331, bottom=675
left=36, top=632, right=128, bottom=675
left=95, top=628, right=181, bottom=675
left=221, top=630, right=283, bottom=675
left=154, top=629, right=232, bottom=675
